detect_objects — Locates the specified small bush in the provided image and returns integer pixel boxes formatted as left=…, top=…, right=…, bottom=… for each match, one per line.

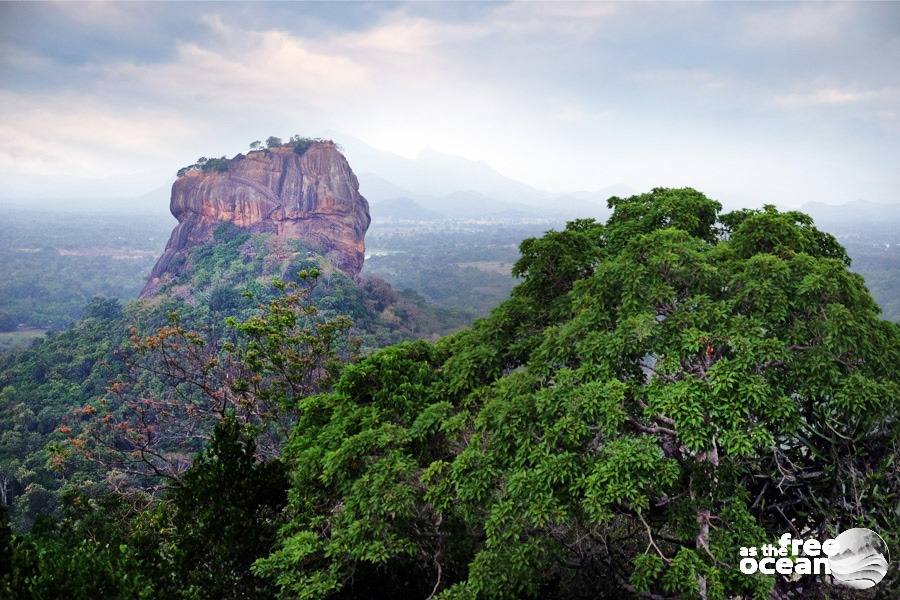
left=177, top=155, right=229, bottom=177
left=288, top=135, right=326, bottom=155
left=201, top=156, right=229, bottom=173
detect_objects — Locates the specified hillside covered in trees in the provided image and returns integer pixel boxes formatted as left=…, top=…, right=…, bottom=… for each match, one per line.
left=0, top=223, right=467, bottom=530
left=2, top=189, right=897, bottom=599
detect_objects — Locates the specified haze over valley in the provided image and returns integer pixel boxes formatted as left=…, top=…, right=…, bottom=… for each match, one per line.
left=3, top=138, right=899, bottom=348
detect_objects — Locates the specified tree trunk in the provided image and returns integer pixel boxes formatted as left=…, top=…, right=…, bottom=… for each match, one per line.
left=0, top=474, right=9, bottom=506
left=695, top=440, right=718, bottom=599
left=696, top=509, right=710, bottom=600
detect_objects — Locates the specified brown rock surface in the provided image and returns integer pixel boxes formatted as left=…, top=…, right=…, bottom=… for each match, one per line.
left=141, top=142, right=370, bottom=297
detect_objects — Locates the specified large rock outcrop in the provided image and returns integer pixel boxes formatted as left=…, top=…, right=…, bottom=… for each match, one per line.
left=141, top=142, right=370, bottom=297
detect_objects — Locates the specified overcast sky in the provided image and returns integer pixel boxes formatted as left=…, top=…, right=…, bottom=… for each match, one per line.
left=1, top=1, right=899, bottom=206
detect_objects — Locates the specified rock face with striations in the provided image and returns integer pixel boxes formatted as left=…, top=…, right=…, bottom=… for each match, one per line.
left=141, top=142, right=370, bottom=297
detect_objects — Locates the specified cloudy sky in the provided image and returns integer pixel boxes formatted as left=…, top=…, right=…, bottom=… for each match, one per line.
left=1, top=1, right=899, bottom=206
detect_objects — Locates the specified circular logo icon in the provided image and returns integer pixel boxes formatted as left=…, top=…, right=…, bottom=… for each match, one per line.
left=825, top=528, right=890, bottom=589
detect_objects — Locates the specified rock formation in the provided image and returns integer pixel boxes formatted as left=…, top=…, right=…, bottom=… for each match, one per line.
left=141, top=142, right=370, bottom=297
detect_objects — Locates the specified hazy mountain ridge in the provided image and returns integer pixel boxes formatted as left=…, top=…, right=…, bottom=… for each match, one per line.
left=338, top=135, right=632, bottom=220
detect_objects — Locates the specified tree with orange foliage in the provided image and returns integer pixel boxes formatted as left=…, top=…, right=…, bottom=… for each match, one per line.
left=64, top=274, right=357, bottom=493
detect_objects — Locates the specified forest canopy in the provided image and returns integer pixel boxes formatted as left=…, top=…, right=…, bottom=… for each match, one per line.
left=2, top=188, right=898, bottom=599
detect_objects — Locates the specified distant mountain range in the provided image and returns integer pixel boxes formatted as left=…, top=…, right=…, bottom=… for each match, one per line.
left=338, top=136, right=900, bottom=229
left=335, top=134, right=632, bottom=221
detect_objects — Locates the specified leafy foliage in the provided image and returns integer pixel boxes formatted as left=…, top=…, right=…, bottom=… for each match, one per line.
left=2, top=188, right=898, bottom=599
left=66, top=275, right=355, bottom=492
left=177, top=155, right=230, bottom=177
left=0, top=226, right=465, bottom=526
left=288, top=135, right=329, bottom=155
left=168, top=415, right=288, bottom=599
left=2, top=418, right=287, bottom=599
left=256, top=188, right=899, bottom=599
left=0, top=303, right=130, bottom=528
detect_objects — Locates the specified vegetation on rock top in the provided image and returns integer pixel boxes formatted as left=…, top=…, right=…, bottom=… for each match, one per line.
left=177, top=135, right=335, bottom=177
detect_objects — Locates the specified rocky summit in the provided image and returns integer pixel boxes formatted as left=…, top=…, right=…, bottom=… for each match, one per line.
left=141, top=141, right=370, bottom=297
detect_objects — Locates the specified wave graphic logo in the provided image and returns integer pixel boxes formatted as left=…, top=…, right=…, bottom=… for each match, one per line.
left=825, top=528, right=890, bottom=590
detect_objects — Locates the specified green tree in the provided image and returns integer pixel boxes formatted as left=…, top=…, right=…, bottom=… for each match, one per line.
left=0, top=493, right=159, bottom=599
left=85, top=297, right=123, bottom=320
left=288, top=135, right=323, bottom=155
left=1, top=419, right=288, bottom=600
left=71, top=275, right=355, bottom=492
left=0, top=504, right=12, bottom=588
left=266, top=136, right=283, bottom=149
left=168, top=415, right=288, bottom=599
left=250, top=140, right=262, bottom=150
left=256, top=188, right=899, bottom=599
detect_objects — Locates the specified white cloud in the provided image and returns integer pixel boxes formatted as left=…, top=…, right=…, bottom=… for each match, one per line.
left=50, top=0, right=149, bottom=29
left=773, top=87, right=894, bottom=108
left=740, top=3, right=857, bottom=43
left=91, top=20, right=367, bottom=108
left=336, top=1, right=617, bottom=56
left=337, top=14, right=481, bottom=54
left=0, top=91, right=192, bottom=178
left=486, top=1, right=617, bottom=36
left=633, top=68, right=730, bottom=90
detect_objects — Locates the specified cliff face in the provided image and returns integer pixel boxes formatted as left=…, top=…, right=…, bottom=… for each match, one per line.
left=141, top=142, right=370, bottom=297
